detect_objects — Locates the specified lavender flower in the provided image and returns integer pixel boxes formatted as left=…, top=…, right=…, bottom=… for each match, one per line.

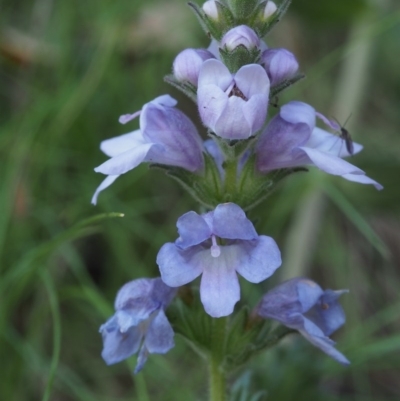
left=92, top=95, right=205, bottom=204
left=255, top=101, right=383, bottom=189
left=257, top=277, right=350, bottom=365
left=198, top=59, right=270, bottom=139
left=173, top=48, right=215, bottom=86
left=260, top=48, right=299, bottom=86
left=157, top=203, right=281, bottom=317
left=263, top=1, right=277, bottom=19
left=100, top=278, right=176, bottom=374
left=220, top=26, right=260, bottom=51
left=203, top=0, right=219, bottom=20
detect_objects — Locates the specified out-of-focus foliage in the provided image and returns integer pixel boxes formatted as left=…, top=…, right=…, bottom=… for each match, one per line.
left=0, top=0, right=399, bottom=400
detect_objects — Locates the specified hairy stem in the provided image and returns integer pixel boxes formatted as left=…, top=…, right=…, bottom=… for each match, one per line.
left=209, top=317, right=227, bottom=401
left=223, top=159, right=238, bottom=199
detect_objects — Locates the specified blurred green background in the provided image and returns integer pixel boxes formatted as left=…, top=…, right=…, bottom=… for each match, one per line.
left=1, top=0, right=399, bottom=400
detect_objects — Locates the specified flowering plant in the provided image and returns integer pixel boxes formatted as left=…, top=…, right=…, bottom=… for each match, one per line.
left=92, top=0, right=382, bottom=399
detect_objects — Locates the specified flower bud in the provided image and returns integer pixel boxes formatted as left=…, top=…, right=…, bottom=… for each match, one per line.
left=202, top=0, right=219, bottom=20
left=173, top=48, right=215, bottom=86
left=221, top=25, right=260, bottom=51
left=260, top=48, right=299, bottom=86
left=263, top=1, right=277, bottom=19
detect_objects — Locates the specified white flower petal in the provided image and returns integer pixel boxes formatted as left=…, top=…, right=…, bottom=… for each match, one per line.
left=200, top=248, right=240, bottom=317
left=94, top=143, right=155, bottom=175
left=100, top=130, right=146, bottom=157
left=198, top=59, right=232, bottom=89
left=235, top=64, right=270, bottom=98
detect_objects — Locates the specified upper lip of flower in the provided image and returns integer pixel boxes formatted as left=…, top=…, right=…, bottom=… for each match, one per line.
left=255, top=101, right=383, bottom=190
left=197, top=59, right=270, bottom=139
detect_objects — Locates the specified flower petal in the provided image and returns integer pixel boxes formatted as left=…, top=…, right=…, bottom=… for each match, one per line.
left=296, top=279, right=325, bottom=313
left=94, top=143, right=155, bottom=175
left=342, top=173, right=383, bottom=190
left=115, top=278, right=155, bottom=309
left=306, top=127, right=363, bottom=158
left=235, top=236, right=281, bottom=283
left=212, top=203, right=258, bottom=240
left=214, top=96, right=251, bottom=139
left=100, top=316, right=142, bottom=365
left=200, top=248, right=240, bottom=317
left=296, top=147, right=364, bottom=176
left=198, top=84, right=229, bottom=132
left=198, top=59, right=232, bottom=89
left=113, top=310, right=148, bottom=332
left=242, top=94, right=268, bottom=134
left=100, top=130, right=146, bottom=157
left=280, top=101, right=316, bottom=129
left=91, top=175, right=119, bottom=205
left=256, top=115, right=311, bottom=171
left=175, top=211, right=212, bottom=249
left=151, top=94, right=178, bottom=108
left=305, top=289, right=348, bottom=336
left=141, top=103, right=204, bottom=172
left=257, top=278, right=323, bottom=321
left=145, top=310, right=175, bottom=354
left=157, top=244, right=203, bottom=287
left=235, top=64, right=270, bottom=98
left=300, top=317, right=350, bottom=365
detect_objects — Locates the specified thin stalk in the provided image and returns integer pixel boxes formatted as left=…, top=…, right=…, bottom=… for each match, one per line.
left=223, top=159, right=238, bottom=198
left=209, top=317, right=227, bottom=401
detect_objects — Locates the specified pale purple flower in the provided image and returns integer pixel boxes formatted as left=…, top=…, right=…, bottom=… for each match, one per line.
left=263, top=1, right=277, bottom=19
left=198, top=59, right=270, bottom=139
left=157, top=203, right=281, bottom=317
left=92, top=95, right=205, bottom=204
left=257, top=277, right=350, bottom=365
left=207, top=39, right=268, bottom=61
left=100, top=278, right=176, bottom=373
left=203, top=0, right=219, bottom=20
left=255, top=101, right=383, bottom=189
left=221, top=25, right=260, bottom=51
left=173, top=48, right=215, bottom=86
left=261, top=48, right=299, bottom=86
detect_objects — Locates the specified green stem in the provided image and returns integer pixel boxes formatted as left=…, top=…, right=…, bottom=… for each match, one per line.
left=223, top=159, right=238, bottom=198
left=209, top=317, right=227, bottom=401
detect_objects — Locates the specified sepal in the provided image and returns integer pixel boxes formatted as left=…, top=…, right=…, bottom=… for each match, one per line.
left=237, top=155, right=308, bottom=210
left=188, top=1, right=235, bottom=41
left=150, top=152, right=223, bottom=209
left=219, top=45, right=261, bottom=73
left=166, top=291, right=215, bottom=358
left=253, top=0, right=292, bottom=38
left=270, top=73, right=305, bottom=97
left=209, top=132, right=256, bottom=161
left=164, top=74, right=197, bottom=103
left=167, top=296, right=293, bottom=371
left=222, top=308, right=294, bottom=371
left=227, top=0, right=259, bottom=19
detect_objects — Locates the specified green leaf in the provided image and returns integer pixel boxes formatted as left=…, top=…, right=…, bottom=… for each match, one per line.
left=323, top=184, right=390, bottom=259
left=269, top=73, right=306, bottom=98
left=0, top=212, right=124, bottom=331
left=164, top=74, right=197, bottom=103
